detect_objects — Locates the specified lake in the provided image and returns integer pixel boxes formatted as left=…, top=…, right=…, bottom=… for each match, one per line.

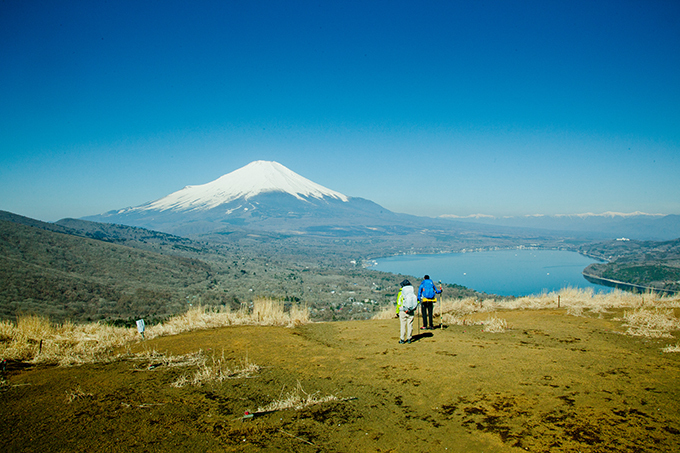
left=370, top=249, right=611, bottom=297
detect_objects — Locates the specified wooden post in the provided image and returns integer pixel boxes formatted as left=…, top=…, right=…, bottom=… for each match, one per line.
left=558, top=295, right=561, bottom=308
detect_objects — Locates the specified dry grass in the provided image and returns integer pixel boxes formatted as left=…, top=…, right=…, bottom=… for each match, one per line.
left=147, top=299, right=309, bottom=339
left=566, top=306, right=585, bottom=317
left=171, top=350, right=260, bottom=388
left=432, top=288, right=679, bottom=317
left=440, top=313, right=466, bottom=326
left=4, top=290, right=679, bottom=365
left=440, top=313, right=507, bottom=332
left=0, top=299, right=309, bottom=366
left=621, top=308, right=680, bottom=339
left=482, top=315, right=508, bottom=333
left=134, top=348, right=206, bottom=369
left=256, top=381, right=338, bottom=413
left=66, top=385, right=93, bottom=403
left=662, top=343, right=680, bottom=353
left=373, top=306, right=397, bottom=320
left=426, top=288, right=680, bottom=339
left=0, top=315, right=137, bottom=366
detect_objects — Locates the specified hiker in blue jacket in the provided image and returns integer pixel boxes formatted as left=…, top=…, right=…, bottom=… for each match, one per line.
left=418, top=275, right=442, bottom=330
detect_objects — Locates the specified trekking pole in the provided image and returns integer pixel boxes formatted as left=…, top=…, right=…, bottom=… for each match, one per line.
left=416, top=300, right=420, bottom=332
left=438, top=280, right=443, bottom=329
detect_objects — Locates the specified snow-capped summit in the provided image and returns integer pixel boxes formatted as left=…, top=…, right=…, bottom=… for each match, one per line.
left=84, top=160, right=396, bottom=236
left=141, top=160, right=349, bottom=212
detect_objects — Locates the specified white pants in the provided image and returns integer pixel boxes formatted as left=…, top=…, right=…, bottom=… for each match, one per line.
left=399, top=310, right=414, bottom=341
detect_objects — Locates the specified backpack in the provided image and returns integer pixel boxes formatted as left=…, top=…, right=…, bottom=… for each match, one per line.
left=420, top=280, right=436, bottom=299
left=401, top=286, right=418, bottom=312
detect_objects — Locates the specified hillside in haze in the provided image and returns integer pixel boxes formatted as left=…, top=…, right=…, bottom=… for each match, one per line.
left=444, top=212, right=680, bottom=241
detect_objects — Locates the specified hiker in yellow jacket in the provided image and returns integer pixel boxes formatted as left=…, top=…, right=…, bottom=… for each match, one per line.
left=396, top=279, right=418, bottom=344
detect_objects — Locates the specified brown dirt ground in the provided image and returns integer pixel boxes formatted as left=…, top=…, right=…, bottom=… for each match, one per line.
left=2, top=308, right=680, bottom=452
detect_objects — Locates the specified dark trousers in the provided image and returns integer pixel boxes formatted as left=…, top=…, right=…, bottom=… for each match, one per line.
left=421, top=301, right=434, bottom=328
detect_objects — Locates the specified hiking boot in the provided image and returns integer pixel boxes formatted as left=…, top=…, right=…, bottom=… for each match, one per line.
left=407, top=339, right=412, bottom=344
left=399, top=339, right=405, bottom=344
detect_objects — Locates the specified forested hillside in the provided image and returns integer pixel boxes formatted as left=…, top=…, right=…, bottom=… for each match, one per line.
left=580, top=238, right=680, bottom=294
left=0, top=213, right=484, bottom=324
left=0, top=220, right=218, bottom=322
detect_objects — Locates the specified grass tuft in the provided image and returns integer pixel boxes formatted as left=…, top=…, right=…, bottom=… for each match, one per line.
left=171, top=350, right=260, bottom=388
left=372, top=306, right=397, bottom=320
left=622, top=308, right=680, bottom=338
left=256, top=381, right=338, bottom=413
left=482, top=315, right=507, bottom=333
left=662, top=343, right=680, bottom=353
left=66, top=385, right=93, bottom=403
left=567, top=306, right=585, bottom=317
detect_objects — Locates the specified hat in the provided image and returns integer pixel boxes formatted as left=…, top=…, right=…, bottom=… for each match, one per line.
left=400, top=279, right=411, bottom=287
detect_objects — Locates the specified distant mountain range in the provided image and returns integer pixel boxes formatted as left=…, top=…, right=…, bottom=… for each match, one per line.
left=83, top=160, right=680, bottom=241
left=441, top=212, right=680, bottom=241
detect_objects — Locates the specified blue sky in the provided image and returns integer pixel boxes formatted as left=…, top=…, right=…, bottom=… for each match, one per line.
left=1, top=0, right=679, bottom=221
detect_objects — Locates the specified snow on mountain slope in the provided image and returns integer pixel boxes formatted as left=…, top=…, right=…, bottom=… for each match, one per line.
left=135, top=161, right=349, bottom=213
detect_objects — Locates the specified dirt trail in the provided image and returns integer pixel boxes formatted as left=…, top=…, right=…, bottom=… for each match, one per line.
left=2, top=309, right=679, bottom=452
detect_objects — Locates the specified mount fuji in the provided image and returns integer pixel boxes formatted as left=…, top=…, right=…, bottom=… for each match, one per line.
left=84, top=161, right=410, bottom=237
